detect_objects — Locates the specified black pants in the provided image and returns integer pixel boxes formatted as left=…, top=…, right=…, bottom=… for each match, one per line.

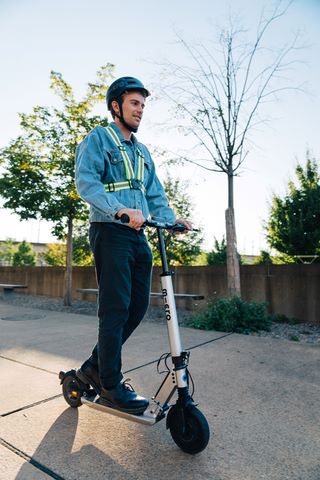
left=87, top=222, right=152, bottom=389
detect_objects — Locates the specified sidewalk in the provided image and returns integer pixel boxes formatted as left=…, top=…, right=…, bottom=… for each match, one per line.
left=0, top=301, right=319, bottom=480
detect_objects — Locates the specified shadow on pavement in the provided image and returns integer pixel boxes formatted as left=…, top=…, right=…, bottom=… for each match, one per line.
left=15, top=407, right=133, bottom=480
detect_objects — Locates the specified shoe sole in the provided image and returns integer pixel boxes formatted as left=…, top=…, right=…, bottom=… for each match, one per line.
left=98, top=397, right=149, bottom=416
left=76, top=369, right=101, bottom=395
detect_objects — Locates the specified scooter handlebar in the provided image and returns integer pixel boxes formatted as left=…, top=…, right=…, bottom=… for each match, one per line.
left=119, top=214, right=198, bottom=232
left=119, top=213, right=130, bottom=224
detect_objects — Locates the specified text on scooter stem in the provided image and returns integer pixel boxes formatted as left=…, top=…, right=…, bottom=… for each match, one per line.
left=162, top=289, right=171, bottom=321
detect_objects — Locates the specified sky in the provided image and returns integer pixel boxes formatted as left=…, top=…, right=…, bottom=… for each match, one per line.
left=0, top=0, right=319, bottom=253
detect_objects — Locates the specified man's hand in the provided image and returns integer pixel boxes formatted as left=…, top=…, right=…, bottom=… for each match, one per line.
left=174, top=218, right=193, bottom=234
left=116, top=208, right=145, bottom=231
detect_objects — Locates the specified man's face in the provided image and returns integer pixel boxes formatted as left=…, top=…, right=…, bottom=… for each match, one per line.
left=114, top=91, right=146, bottom=130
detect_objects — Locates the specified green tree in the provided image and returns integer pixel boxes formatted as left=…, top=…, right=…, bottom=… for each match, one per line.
left=266, top=154, right=320, bottom=257
left=147, top=175, right=203, bottom=266
left=12, top=240, right=36, bottom=266
left=72, top=222, right=94, bottom=266
left=0, top=239, right=17, bottom=265
left=254, top=250, right=273, bottom=265
left=207, top=238, right=227, bottom=265
left=0, top=65, right=114, bottom=304
left=43, top=224, right=93, bottom=267
left=190, top=251, right=208, bottom=266
left=43, top=243, right=66, bottom=266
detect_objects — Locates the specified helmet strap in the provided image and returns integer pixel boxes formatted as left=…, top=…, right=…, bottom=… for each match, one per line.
left=114, top=98, right=138, bottom=133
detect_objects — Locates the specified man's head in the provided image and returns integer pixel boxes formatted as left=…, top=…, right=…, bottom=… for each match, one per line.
left=106, top=77, right=150, bottom=133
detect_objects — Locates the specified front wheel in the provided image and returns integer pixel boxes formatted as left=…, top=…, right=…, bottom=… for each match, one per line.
left=167, top=404, right=210, bottom=454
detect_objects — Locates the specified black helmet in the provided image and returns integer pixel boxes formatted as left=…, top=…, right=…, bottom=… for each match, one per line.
left=106, top=76, right=150, bottom=109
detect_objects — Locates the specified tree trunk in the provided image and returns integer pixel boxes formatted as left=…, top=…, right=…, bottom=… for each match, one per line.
left=63, top=216, right=73, bottom=306
left=225, top=207, right=241, bottom=297
left=225, top=172, right=241, bottom=298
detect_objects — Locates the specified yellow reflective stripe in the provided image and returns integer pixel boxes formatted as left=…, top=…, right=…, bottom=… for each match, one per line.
left=105, top=181, right=130, bottom=192
left=106, top=127, right=134, bottom=179
left=136, top=148, right=144, bottom=182
left=122, top=152, right=135, bottom=180
left=114, top=184, right=130, bottom=192
left=105, top=126, right=121, bottom=147
left=105, top=181, right=146, bottom=194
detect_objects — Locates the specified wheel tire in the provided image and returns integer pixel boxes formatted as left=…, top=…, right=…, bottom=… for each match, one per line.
left=167, top=405, right=210, bottom=454
left=62, top=374, right=83, bottom=408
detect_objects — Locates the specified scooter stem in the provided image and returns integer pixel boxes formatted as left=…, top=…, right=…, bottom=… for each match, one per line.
left=156, top=228, right=188, bottom=390
left=157, top=227, right=169, bottom=274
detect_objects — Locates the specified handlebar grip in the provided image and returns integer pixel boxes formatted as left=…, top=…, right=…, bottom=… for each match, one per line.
left=171, top=223, right=188, bottom=233
left=120, top=214, right=130, bottom=224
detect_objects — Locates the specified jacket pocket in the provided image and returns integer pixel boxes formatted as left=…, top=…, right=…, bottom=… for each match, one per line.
left=104, top=148, right=125, bottom=181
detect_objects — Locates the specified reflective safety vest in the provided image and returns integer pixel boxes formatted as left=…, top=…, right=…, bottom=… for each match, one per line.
left=104, top=126, right=146, bottom=194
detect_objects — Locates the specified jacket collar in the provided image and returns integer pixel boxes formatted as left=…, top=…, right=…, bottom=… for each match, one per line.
left=109, top=122, right=137, bottom=144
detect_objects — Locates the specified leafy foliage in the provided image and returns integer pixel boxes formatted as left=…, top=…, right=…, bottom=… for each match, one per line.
left=0, top=239, right=17, bottom=265
left=271, top=254, right=297, bottom=264
left=190, top=296, right=272, bottom=334
left=254, top=250, right=273, bottom=265
left=12, top=240, right=36, bottom=266
left=42, top=244, right=66, bottom=266
left=0, top=65, right=114, bottom=239
left=266, top=154, right=320, bottom=257
left=189, top=251, right=208, bottom=266
left=43, top=223, right=94, bottom=266
left=72, top=223, right=94, bottom=266
left=146, top=175, right=203, bottom=266
left=207, top=237, right=227, bottom=265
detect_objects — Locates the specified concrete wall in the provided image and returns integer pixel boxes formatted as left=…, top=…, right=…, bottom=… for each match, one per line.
left=1, top=264, right=319, bottom=324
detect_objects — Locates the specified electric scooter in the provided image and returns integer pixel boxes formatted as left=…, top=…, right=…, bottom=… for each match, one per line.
left=59, top=216, right=210, bottom=454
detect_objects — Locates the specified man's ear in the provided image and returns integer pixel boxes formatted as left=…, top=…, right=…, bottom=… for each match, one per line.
left=111, top=99, right=120, bottom=115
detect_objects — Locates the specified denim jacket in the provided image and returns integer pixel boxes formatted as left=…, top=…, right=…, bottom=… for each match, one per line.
left=75, top=122, right=175, bottom=224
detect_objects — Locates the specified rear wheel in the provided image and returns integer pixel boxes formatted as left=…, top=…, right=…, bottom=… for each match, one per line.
left=61, top=371, right=85, bottom=408
left=167, top=404, right=210, bottom=454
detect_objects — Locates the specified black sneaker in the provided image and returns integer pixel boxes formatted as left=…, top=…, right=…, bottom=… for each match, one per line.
left=76, top=361, right=101, bottom=394
left=99, top=381, right=149, bottom=415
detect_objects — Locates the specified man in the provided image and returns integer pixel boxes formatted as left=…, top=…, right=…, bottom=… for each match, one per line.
left=75, top=76, right=192, bottom=415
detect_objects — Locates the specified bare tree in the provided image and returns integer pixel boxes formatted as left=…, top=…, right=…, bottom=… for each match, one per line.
left=158, top=0, right=303, bottom=297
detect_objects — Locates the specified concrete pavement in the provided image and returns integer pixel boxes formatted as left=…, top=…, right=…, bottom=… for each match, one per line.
left=0, top=301, right=319, bottom=480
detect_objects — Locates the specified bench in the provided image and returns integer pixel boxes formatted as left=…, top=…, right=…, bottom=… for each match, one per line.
left=150, top=292, right=204, bottom=300
left=76, top=288, right=204, bottom=301
left=76, top=288, right=99, bottom=295
left=0, top=284, right=28, bottom=299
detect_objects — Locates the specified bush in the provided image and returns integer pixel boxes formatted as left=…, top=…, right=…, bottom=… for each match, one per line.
left=206, top=237, right=227, bottom=265
left=12, top=240, right=36, bottom=266
left=254, top=250, right=273, bottom=265
left=190, top=296, right=272, bottom=334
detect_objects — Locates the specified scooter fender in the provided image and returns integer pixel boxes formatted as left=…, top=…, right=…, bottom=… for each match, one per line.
left=166, top=399, right=197, bottom=430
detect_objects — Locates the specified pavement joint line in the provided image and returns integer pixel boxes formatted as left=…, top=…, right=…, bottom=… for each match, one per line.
left=0, top=437, right=65, bottom=480
left=0, top=394, right=63, bottom=418
left=0, top=355, right=57, bottom=375
left=124, top=332, right=234, bottom=374
left=186, top=332, right=234, bottom=351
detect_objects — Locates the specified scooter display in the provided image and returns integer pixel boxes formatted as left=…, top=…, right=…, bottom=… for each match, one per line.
left=59, top=216, right=210, bottom=454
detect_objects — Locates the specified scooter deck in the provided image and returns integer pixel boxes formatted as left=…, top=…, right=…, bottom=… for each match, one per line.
left=81, top=394, right=159, bottom=426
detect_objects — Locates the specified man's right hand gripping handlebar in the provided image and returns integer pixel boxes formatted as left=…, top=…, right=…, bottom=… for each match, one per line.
left=116, top=210, right=196, bottom=233
left=115, top=208, right=145, bottom=231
